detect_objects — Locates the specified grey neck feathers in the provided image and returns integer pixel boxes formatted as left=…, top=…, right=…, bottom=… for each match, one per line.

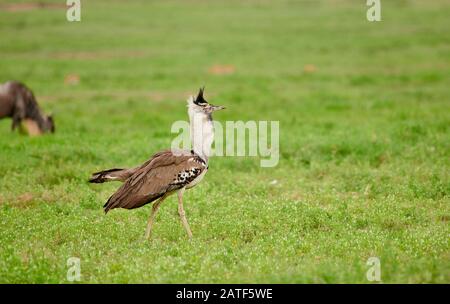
left=189, top=111, right=214, bottom=163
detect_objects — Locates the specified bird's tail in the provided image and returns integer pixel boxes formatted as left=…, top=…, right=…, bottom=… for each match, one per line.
left=89, top=168, right=129, bottom=183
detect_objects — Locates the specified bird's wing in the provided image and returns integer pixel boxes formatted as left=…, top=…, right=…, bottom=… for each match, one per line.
left=103, top=150, right=206, bottom=212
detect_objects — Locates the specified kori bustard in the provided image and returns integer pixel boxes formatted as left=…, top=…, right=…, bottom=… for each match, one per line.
left=89, top=88, right=224, bottom=239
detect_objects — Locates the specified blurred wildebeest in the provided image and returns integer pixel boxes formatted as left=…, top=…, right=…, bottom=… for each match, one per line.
left=0, top=81, right=55, bottom=134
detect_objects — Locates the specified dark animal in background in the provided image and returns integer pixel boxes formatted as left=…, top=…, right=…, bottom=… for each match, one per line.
left=0, top=81, right=55, bottom=134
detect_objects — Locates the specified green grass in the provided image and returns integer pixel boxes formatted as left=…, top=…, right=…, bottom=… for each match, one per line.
left=0, top=0, right=449, bottom=283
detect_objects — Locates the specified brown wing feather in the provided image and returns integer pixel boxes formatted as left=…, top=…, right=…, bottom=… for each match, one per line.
left=103, top=150, right=206, bottom=213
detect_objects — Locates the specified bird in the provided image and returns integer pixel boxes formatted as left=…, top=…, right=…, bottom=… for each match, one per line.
left=89, top=88, right=225, bottom=239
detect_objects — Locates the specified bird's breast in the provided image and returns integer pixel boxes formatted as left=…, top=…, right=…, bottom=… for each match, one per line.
left=186, top=167, right=208, bottom=189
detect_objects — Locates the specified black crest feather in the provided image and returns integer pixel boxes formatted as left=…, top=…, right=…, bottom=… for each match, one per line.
left=194, top=87, right=207, bottom=105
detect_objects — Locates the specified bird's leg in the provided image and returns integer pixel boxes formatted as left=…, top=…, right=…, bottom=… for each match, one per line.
left=177, top=188, right=193, bottom=239
left=145, top=196, right=166, bottom=240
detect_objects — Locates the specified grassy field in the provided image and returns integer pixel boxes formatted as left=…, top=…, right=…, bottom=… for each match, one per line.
left=0, top=0, right=449, bottom=283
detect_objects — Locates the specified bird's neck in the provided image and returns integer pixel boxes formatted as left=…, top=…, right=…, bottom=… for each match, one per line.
left=189, top=111, right=214, bottom=163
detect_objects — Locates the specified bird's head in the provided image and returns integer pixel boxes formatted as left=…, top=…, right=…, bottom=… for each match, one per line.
left=187, top=87, right=225, bottom=116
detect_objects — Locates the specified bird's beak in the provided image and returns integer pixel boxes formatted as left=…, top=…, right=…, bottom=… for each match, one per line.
left=211, top=105, right=226, bottom=111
